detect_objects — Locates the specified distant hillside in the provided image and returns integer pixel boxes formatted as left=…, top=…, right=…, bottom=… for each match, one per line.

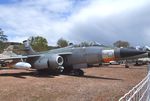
left=0, top=42, right=21, bottom=53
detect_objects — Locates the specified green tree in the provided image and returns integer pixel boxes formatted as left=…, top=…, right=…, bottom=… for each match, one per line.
left=0, top=29, right=8, bottom=53
left=113, top=40, right=130, bottom=48
left=57, top=38, right=69, bottom=47
left=0, top=28, right=7, bottom=42
left=79, top=41, right=90, bottom=47
left=0, top=41, right=5, bottom=53
left=29, top=36, right=49, bottom=52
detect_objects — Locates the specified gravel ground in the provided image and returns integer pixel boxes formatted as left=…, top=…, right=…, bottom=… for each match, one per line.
left=0, top=65, right=147, bottom=101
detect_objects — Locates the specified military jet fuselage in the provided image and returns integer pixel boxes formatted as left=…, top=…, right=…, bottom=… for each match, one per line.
left=22, top=40, right=145, bottom=75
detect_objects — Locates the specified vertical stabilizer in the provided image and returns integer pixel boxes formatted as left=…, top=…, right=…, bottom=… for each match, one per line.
left=23, top=40, right=36, bottom=55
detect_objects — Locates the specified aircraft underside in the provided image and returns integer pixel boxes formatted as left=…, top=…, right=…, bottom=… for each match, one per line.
left=36, top=67, right=84, bottom=76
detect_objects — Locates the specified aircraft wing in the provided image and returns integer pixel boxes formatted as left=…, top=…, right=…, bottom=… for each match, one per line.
left=0, top=55, right=40, bottom=60
left=58, top=52, right=72, bottom=56
left=0, top=52, right=71, bottom=61
left=0, top=56, right=27, bottom=60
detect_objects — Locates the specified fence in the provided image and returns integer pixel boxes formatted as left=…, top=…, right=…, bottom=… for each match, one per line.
left=119, top=65, right=150, bottom=101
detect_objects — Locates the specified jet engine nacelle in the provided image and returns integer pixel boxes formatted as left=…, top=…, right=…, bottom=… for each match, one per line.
left=15, top=62, right=31, bottom=69
left=34, top=54, right=64, bottom=72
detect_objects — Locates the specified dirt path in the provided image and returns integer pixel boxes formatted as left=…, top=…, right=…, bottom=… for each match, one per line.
left=0, top=65, right=147, bottom=101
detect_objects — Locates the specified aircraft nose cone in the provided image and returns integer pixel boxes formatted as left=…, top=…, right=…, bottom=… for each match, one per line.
left=120, top=48, right=146, bottom=58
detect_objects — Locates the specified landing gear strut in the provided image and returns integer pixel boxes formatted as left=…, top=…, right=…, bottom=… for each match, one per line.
left=125, top=64, right=129, bottom=68
left=125, top=60, right=129, bottom=68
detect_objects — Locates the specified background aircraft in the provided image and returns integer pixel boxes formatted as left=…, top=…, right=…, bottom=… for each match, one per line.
left=0, top=40, right=147, bottom=76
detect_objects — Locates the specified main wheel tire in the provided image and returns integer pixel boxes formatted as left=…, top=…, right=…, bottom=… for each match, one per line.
left=125, top=65, right=129, bottom=68
left=1, top=63, right=6, bottom=67
left=70, top=69, right=84, bottom=76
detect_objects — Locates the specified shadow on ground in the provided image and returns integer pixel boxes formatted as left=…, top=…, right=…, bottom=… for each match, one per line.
left=80, top=75, right=122, bottom=80
left=0, top=70, right=122, bottom=81
left=0, top=71, right=55, bottom=79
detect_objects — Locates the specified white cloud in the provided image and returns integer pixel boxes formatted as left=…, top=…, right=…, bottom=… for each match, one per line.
left=65, top=0, right=150, bottom=45
left=0, top=0, right=150, bottom=46
left=0, top=0, right=74, bottom=44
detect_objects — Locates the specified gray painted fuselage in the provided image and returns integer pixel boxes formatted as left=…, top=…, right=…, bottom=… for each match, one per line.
left=27, top=46, right=103, bottom=70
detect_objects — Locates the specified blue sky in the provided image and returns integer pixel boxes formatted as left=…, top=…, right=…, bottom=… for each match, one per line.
left=0, top=0, right=16, bottom=4
left=0, top=0, right=150, bottom=46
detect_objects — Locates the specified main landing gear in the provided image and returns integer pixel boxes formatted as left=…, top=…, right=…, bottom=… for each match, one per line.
left=36, top=69, right=84, bottom=76
left=63, top=69, right=84, bottom=76
left=69, top=69, right=84, bottom=76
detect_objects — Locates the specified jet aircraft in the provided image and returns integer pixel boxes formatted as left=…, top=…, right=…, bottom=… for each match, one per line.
left=0, top=40, right=146, bottom=76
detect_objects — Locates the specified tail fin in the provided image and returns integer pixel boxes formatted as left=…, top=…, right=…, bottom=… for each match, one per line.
left=23, top=40, right=36, bottom=55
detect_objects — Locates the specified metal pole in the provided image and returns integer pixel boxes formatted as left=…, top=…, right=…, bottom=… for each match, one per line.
left=147, top=63, right=150, bottom=74
left=147, top=64, right=150, bottom=101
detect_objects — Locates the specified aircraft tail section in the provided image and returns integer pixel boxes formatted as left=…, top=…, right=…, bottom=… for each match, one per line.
left=23, top=40, right=36, bottom=55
